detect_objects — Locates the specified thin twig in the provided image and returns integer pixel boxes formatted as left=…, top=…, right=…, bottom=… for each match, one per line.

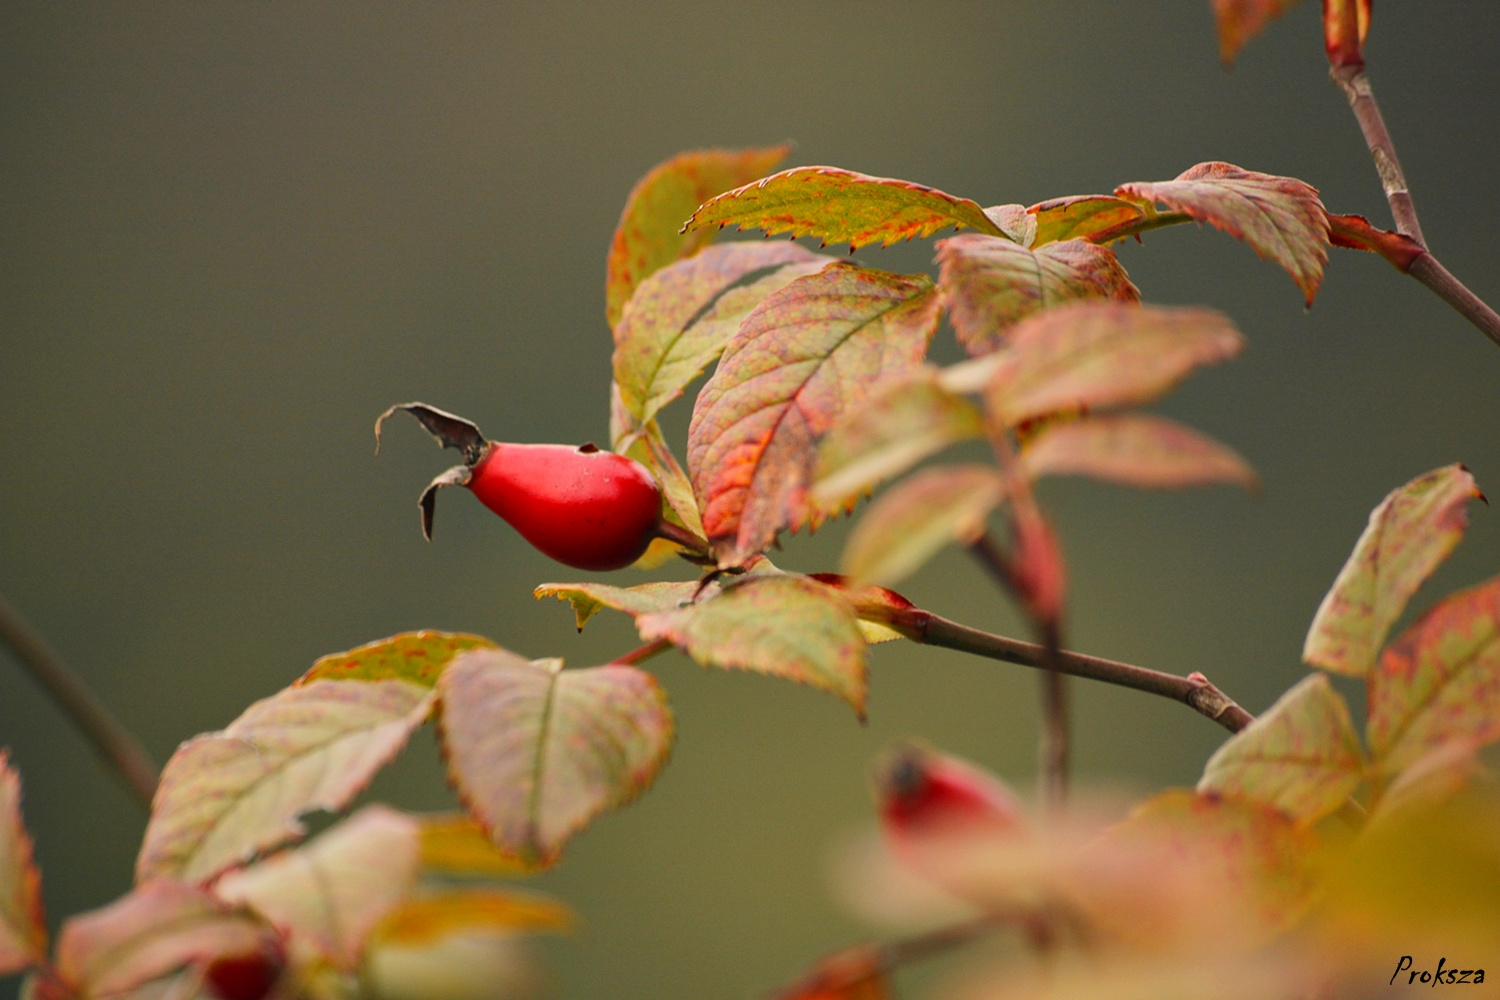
left=611, top=638, right=674, bottom=667
left=0, top=594, right=159, bottom=809
left=1407, top=254, right=1500, bottom=350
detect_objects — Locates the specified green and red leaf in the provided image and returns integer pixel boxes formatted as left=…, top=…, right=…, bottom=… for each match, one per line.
left=0, top=753, right=45, bottom=975
left=438, top=650, right=673, bottom=869
left=683, top=167, right=1004, bottom=250
left=298, top=632, right=498, bottom=688
left=688, top=263, right=941, bottom=566
left=137, top=680, right=436, bottom=884
left=533, top=579, right=703, bottom=631
left=1117, top=162, right=1330, bottom=304
left=841, top=465, right=1008, bottom=588
left=1212, top=0, right=1301, bottom=65
left=635, top=574, right=869, bottom=716
left=937, top=235, right=1140, bottom=357
left=1303, top=464, right=1482, bottom=678
left=1028, top=194, right=1147, bottom=246
left=1198, top=674, right=1364, bottom=825
left=606, top=145, right=791, bottom=329
left=1019, top=413, right=1258, bottom=490
left=1367, top=575, right=1500, bottom=782
left=982, top=303, right=1244, bottom=427
left=215, top=805, right=420, bottom=970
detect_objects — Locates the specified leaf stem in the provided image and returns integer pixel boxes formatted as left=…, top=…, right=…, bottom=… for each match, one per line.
left=612, top=638, right=674, bottom=667
left=0, top=593, right=159, bottom=809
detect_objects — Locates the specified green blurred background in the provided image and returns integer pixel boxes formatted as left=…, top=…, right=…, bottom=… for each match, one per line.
left=2, top=3, right=1498, bottom=998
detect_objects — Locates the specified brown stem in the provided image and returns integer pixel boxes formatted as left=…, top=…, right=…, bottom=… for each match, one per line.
left=1331, top=65, right=1424, bottom=247
left=612, top=638, right=673, bottom=667
left=1407, top=254, right=1500, bottom=350
left=0, top=594, right=159, bottom=809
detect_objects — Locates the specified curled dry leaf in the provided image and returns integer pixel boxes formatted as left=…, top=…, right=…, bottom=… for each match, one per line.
left=297, top=631, right=498, bottom=688
left=605, top=144, right=791, bottom=329
left=1117, top=162, right=1330, bottom=305
left=137, top=680, right=436, bottom=884
left=1303, top=464, right=1481, bottom=678
left=0, top=753, right=46, bottom=975
left=683, top=166, right=1004, bottom=250
left=841, top=465, right=1008, bottom=589
left=1198, top=674, right=1364, bottom=826
left=1019, top=413, right=1258, bottom=491
left=438, top=650, right=674, bottom=869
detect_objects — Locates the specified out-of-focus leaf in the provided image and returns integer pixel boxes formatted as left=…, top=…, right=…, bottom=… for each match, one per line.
left=137, top=680, right=435, bottom=884
left=1198, top=675, right=1363, bottom=825
left=216, top=806, right=420, bottom=970
left=1019, top=413, right=1258, bottom=490
left=54, top=881, right=273, bottom=1000
left=937, top=235, right=1140, bottom=357
left=1212, top=0, right=1301, bottom=64
left=298, top=632, right=498, bottom=688
left=1304, top=464, right=1481, bottom=678
left=683, top=166, right=1004, bottom=250
left=369, top=889, right=572, bottom=948
left=438, top=650, right=673, bottom=869
left=983, top=303, right=1244, bottom=427
left=773, top=945, right=890, bottom=1000
left=636, top=574, right=868, bottom=716
left=417, top=815, right=533, bottom=879
left=1007, top=499, right=1068, bottom=629
left=841, top=465, right=1007, bottom=588
left=1116, top=162, right=1330, bottom=304
left=688, top=263, right=941, bottom=566
left=1028, top=194, right=1146, bottom=246
left=1367, top=575, right=1500, bottom=781
left=605, top=145, right=791, bottom=329
left=812, top=371, right=985, bottom=515
left=0, top=753, right=45, bottom=974
left=610, top=387, right=705, bottom=540
left=533, top=580, right=701, bottom=631
left=614, top=241, right=831, bottom=424
left=361, top=934, right=542, bottom=1000
left=1372, top=741, right=1492, bottom=823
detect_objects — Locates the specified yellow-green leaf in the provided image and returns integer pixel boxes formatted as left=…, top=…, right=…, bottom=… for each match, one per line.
left=841, top=465, right=1007, bottom=588
left=533, top=579, right=702, bottom=631
left=605, top=145, right=791, bottom=330
left=610, top=385, right=705, bottom=539
left=1304, top=464, right=1481, bottom=678
left=417, top=814, right=534, bottom=878
left=1019, top=413, right=1258, bottom=490
left=635, top=574, right=869, bottom=716
left=0, top=753, right=45, bottom=975
left=684, top=166, right=1004, bottom=250
left=1198, top=674, right=1363, bottom=825
left=1213, top=0, right=1302, bottom=65
left=369, top=889, right=572, bottom=948
left=1028, top=194, right=1146, bottom=246
left=298, top=632, right=498, bottom=688
left=438, top=651, right=674, bottom=869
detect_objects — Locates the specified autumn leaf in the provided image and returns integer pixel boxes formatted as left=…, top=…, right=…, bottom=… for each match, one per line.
left=609, top=385, right=705, bottom=540
left=773, top=945, right=891, bottom=1000
left=1117, top=162, right=1330, bottom=304
left=688, top=263, right=941, bottom=566
left=841, top=465, right=1008, bottom=588
left=137, top=680, right=435, bottom=884
left=369, top=888, right=572, bottom=948
left=0, top=753, right=45, bottom=975
left=1367, top=575, right=1500, bottom=782
left=1212, top=0, right=1302, bottom=65
left=1303, top=464, right=1481, bottom=678
left=1198, top=674, right=1363, bottom=825
left=216, top=806, right=420, bottom=970
left=983, top=303, right=1245, bottom=427
left=635, top=574, right=869, bottom=716
left=533, top=579, right=703, bottom=631
left=417, top=814, right=533, bottom=878
left=683, top=166, right=1004, bottom=250
left=1326, top=213, right=1424, bottom=271
left=605, top=144, right=791, bottom=329
left=1019, top=413, right=1258, bottom=490
left=298, top=631, right=498, bottom=688
left=812, top=371, right=985, bottom=516
left=438, top=650, right=673, bottom=869
left=1028, top=194, right=1146, bottom=246
left=938, top=235, right=1140, bottom=357
left=804, top=573, right=917, bottom=645
left=53, top=881, right=274, bottom=1000
left=614, top=240, right=832, bottom=424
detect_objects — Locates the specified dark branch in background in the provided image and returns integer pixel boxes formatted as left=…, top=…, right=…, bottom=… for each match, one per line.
left=0, top=594, right=159, bottom=809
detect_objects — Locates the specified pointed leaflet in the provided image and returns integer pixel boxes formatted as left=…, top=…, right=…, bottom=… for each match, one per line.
left=417, top=815, right=532, bottom=878
left=1198, top=674, right=1363, bottom=825
left=689, top=263, right=941, bottom=566
left=438, top=650, right=673, bottom=869
left=298, top=631, right=498, bottom=687
left=0, top=753, right=45, bottom=974
left=1304, top=464, right=1481, bottom=678
left=1367, top=576, right=1500, bottom=782
left=683, top=166, right=1005, bottom=250
left=137, top=680, right=435, bottom=884
left=983, top=303, right=1244, bottom=427
left=1212, top=0, right=1301, bottom=65
left=534, top=580, right=702, bottom=631
left=841, top=465, right=1008, bottom=588
left=370, top=889, right=572, bottom=947
left=635, top=574, right=869, bottom=715
left=53, top=881, right=274, bottom=1000
left=215, top=806, right=419, bottom=970
left=812, top=371, right=985, bottom=514
left=937, top=235, right=1140, bottom=357
left=605, top=145, right=791, bottom=329
left=613, top=240, right=832, bottom=424
left=1019, top=413, right=1258, bottom=490
left=1028, top=195, right=1146, bottom=247
left=1116, top=162, right=1329, bottom=304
